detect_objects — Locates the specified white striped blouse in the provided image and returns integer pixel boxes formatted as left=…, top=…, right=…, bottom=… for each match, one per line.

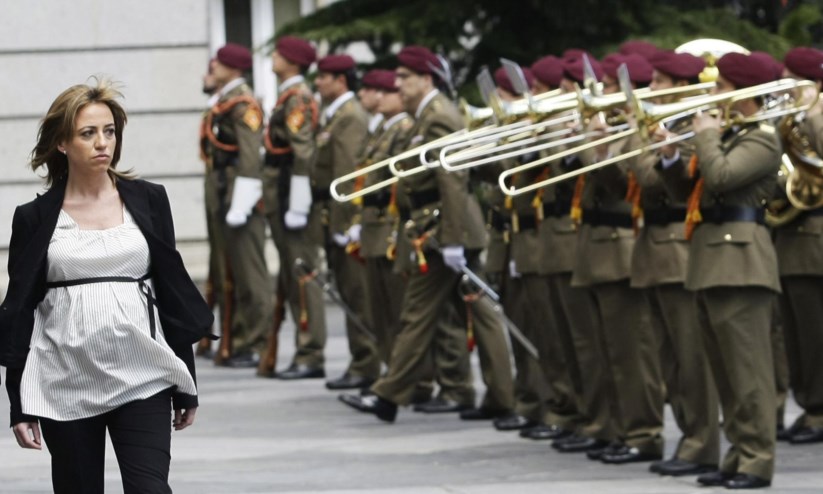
left=19, top=206, right=196, bottom=421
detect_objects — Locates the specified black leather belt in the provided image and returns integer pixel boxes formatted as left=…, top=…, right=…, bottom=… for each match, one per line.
left=362, top=194, right=390, bottom=209
left=408, top=188, right=440, bottom=210
left=516, top=214, right=538, bottom=231
left=700, top=205, right=765, bottom=225
left=801, top=208, right=823, bottom=218
left=581, top=209, right=633, bottom=228
left=488, top=210, right=511, bottom=232
left=643, top=207, right=687, bottom=226
left=312, top=187, right=331, bottom=202
left=542, top=201, right=572, bottom=218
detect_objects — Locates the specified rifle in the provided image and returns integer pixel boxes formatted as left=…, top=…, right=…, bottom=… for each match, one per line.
left=257, top=277, right=287, bottom=377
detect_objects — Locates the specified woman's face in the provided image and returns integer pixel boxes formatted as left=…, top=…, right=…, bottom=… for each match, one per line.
left=61, top=103, right=116, bottom=174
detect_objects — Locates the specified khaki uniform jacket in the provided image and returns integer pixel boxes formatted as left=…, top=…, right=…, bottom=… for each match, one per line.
left=628, top=130, right=694, bottom=288
left=314, top=97, right=369, bottom=235
left=472, top=160, right=508, bottom=275
left=775, top=113, right=823, bottom=276
left=263, top=80, right=317, bottom=215
left=396, top=92, right=486, bottom=249
left=571, top=138, right=635, bottom=287
left=360, top=113, right=414, bottom=258
left=207, top=82, right=263, bottom=207
left=507, top=160, right=546, bottom=275
left=538, top=158, right=579, bottom=275
left=684, top=124, right=782, bottom=291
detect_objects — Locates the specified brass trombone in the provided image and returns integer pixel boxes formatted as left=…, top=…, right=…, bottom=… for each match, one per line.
left=499, top=74, right=819, bottom=197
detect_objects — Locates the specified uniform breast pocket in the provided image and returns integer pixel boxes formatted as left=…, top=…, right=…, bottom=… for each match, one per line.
left=704, top=222, right=756, bottom=246
left=649, top=226, right=687, bottom=244
left=551, top=217, right=577, bottom=234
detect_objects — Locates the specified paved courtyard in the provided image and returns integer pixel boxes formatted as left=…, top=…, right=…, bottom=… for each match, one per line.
left=1, top=302, right=822, bottom=493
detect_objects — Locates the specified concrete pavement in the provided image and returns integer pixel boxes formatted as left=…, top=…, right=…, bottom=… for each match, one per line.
left=1, top=301, right=822, bottom=493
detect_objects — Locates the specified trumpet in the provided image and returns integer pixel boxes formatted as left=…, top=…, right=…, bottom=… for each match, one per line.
left=499, top=76, right=819, bottom=197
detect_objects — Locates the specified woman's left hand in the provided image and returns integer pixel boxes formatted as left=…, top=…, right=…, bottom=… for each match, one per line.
left=173, top=407, right=197, bottom=431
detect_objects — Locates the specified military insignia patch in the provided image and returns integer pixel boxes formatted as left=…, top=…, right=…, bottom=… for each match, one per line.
left=243, top=108, right=262, bottom=131
left=287, top=108, right=305, bottom=134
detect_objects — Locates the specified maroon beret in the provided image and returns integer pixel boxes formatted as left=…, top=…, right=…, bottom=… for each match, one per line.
left=784, top=46, right=823, bottom=81
left=562, top=55, right=603, bottom=83
left=562, top=48, right=594, bottom=60
left=621, top=54, right=653, bottom=84
left=619, top=40, right=659, bottom=61
left=716, top=52, right=776, bottom=88
left=362, top=69, right=397, bottom=92
left=601, top=53, right=624, bottom=79
left=275, top=36, right=316, bottom=67
left=317, top=54, right=356, bottom=73
left=531, top=55, right=564, bottom=87
left=750, top=51, right=783, bottom=81
left=494, top=66, right=534, bottom=95
left=396, top=45, right=441, bottom=75
left=216, top=43, right=252, bottom=71
left=649, top=50, right=705, bottom=81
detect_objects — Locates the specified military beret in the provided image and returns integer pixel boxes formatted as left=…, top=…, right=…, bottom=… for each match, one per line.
left=649, top=50, right=705, bottom=81
left=750, top=51, right=783, bottom=81
left=317, top=54, right=356, bottom=73
left=531, top=55, right=564, bottom=87
left=716, top=52, right=776, bottom=88
left=619, top=40, right=659, bottom=60
left=603, top=53, right=653, bottom=84
left=216, top=43, right=252, bottom=71
left=784, top=46, right=823, bottom=81
left=562, top=55, right=603, bottom=83
left=275, top=36, right=316, bottom=67
left=562, top=48, right=594, bottom=61
left=362, top=69, right=397, bottom=92
left=396, top=45, right=441, bottom=75
left=494, top=66, right=534, bottom=95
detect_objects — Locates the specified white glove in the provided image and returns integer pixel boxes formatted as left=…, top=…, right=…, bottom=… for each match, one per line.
left=441, top=245, right=466, bottom=272
left=346, top=224, right=362, bottom=244
left=284, top=211, right=308, bottom=229
left=333, top=233, right=349, bottom=247
left=509, top=260, right=521, bottom=279
left=285, top=175, right=312, bottom=230
left=225, top=176, right=262, bottom=228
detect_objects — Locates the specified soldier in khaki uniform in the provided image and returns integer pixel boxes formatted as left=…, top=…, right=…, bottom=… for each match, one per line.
left=197, top=58, right=229, bottom=360
left=311, top=55, right=380, bottom=387
left=568, top=54, right=665, bottom=464
left=340, top=46, right=514, bottom=422
left=627, top=51, right=720, bottom=476
left=203, top=44, right=273, bottom=367
left=262, top=36, right=328, bottom=380
left=775, top=47, right=823, bottom=445
left=680, top=53, right=781, bottom=489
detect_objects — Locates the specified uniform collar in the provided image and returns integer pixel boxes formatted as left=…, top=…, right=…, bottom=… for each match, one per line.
left=218, top=78, right=246, bottom=100
left=368, top=113, right=384, bottom=134
left=278, top=75, right=304, bottom=93
left=415, top=89, right=439, bottom=119
left=324, top=91, right=355, bottom=121
left=383, top=112, right=409, bottom=130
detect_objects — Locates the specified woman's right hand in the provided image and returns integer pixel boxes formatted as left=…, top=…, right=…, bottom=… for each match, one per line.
left=12, top=421, right=42, bottom=450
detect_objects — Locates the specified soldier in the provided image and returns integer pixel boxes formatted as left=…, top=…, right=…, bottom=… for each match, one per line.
left=682, top=53, right=781, bottom=489
left=311, top=55, right=380, bottom=387
left=627, top=50, right=720, bottom=476
left=203, top=44, right=273, bottom=367
left=340, top=46, right=514, bottom=422
left=775, top=47, right=823, bottom=445
left=567, top=54, right=666, bottom=464
left=262, top=36, right=328, bottom=380
left=197, top=58, right=228, bottom=360
left=359, top=70, right=385, bottom=137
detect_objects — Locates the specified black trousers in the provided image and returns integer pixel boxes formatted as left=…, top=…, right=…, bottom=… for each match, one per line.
left=39, top=389, right=173, bottom=494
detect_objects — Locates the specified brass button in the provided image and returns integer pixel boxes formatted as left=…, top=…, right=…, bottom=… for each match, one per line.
left=423, top=208, right=430, bottom=215
left=724, top=234, right=732, bottom=241
left=669, top=233, right=676, bottom=239
left=611, top=232, right=618, bottom=239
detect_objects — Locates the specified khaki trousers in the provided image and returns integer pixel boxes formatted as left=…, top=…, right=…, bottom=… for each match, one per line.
left=697, top=287, right=776, bottom=480
left=589, top=280, right=664, bottom=455
left=372, top=252, right=513, bottom=411
left=649, top=284, right=719, bottom=465
left=780, top=276, right=823, bottom=428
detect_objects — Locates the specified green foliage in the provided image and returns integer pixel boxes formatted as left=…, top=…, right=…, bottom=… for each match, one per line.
left=779, top=3, right=823, bottom=47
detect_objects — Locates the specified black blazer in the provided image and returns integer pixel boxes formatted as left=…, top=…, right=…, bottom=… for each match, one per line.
left=1, top=176, right=214, bottom=425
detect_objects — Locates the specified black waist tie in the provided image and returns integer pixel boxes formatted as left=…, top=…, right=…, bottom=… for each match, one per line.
left=581, top=209, right=633, bottom=228
left=46, top=273, right=157, bottom=339
left=700, top=206, right=765, bottom=225
left=643, top=207, right=688, bottom=226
